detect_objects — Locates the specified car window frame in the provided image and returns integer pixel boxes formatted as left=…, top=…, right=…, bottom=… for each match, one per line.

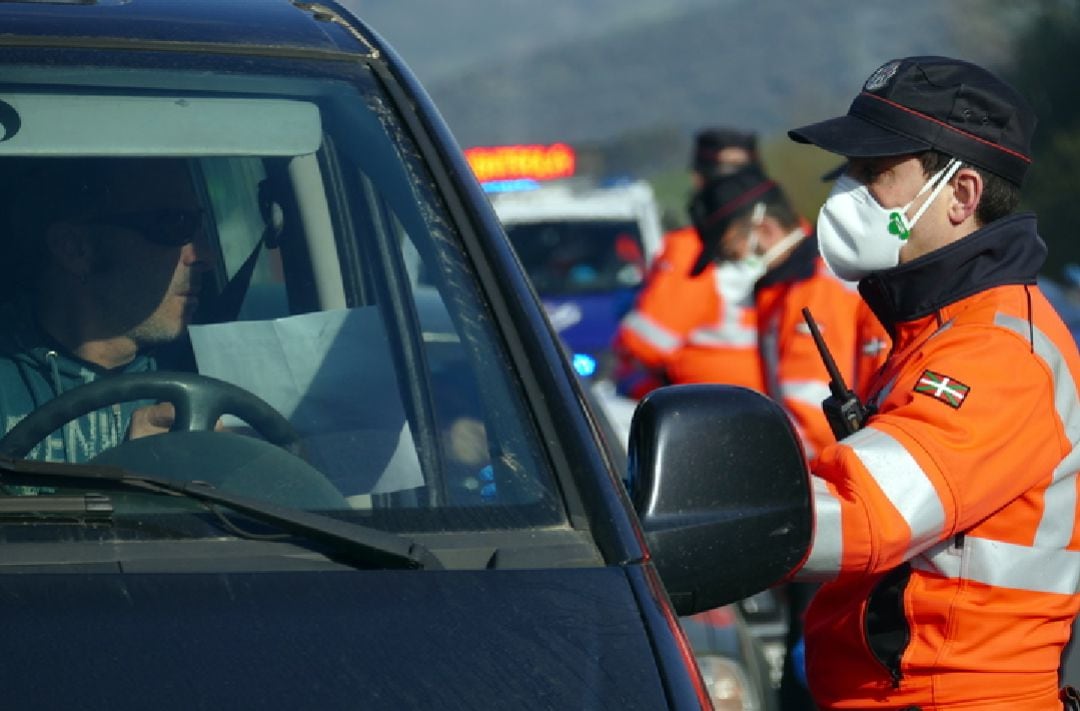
left=359, top=58, right=635, bottom=549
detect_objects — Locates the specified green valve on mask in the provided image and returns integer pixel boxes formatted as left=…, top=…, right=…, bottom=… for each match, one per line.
left=888, top=212, right=911, bottom=241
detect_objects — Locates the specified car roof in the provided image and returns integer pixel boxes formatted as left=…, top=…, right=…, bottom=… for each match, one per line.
left=0, top=0, right=376, bottom=59
left=492, top=182, right=653, bottom=222
left=492, top=180, right=665, bottom=260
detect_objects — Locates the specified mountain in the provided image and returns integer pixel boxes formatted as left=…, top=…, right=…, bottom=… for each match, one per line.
left=412, top=0, right=1015, bottom=149
left=346, top=0, right=1020, bottom=165
left=345, top=0, right=722, bottom=82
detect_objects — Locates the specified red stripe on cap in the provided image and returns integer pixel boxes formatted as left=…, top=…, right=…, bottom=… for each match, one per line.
left=861, top=92, right=1032, bottom=163
left=703, top=180, right=777, bottom=227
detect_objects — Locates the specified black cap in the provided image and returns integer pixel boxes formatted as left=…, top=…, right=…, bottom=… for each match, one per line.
left=789, top=56, right=1036, bottom=186
left=691, top=127, right=758, bottom=175
left=688, top=163, right=781, bottom=276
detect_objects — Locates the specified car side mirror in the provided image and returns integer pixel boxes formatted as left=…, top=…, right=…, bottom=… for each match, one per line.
left=628, top=384, right=812, bottom=616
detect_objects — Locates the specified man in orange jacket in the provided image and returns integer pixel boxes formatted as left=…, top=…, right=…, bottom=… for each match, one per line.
left=613, top=128, right=764, bottom=399
left=788, top=56, right=1080, bottom=710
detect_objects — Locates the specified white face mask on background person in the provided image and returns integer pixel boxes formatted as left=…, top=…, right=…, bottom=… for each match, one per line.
left=716, top=258, right=763, bottom=306
left=816, top=158, right=962, bottom=281
left=715, top=203, right=767, bottom=303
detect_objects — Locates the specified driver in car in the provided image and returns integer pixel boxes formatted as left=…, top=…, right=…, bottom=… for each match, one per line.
left=0, top=157, right=212, bottom=462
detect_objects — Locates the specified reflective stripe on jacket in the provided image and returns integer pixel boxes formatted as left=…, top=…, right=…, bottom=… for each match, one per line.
left=614, top=226, right=763, bottom=393
left=798, top=214, right=1080, bottom=710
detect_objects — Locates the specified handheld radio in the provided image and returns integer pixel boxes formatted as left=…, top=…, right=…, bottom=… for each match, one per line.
left=801, top=307, right=868, bottom=439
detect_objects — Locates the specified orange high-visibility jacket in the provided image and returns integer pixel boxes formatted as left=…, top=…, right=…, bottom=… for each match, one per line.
left=854, top=298, right=891, bottom=399
left=797, top=215, right=1080, bottom=710
left=615, top=226, right=764, bottom=393
left=755, top=236, right=876, bottom=461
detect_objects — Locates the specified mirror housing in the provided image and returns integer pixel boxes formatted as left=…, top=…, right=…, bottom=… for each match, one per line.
left=629, top=384, right=812, bottom=615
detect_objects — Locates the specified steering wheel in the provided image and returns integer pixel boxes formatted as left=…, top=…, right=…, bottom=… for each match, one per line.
left=0, top=371, right=299, bottom=458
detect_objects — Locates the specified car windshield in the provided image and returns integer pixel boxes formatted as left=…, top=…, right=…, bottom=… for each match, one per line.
left=504, top=219, right=646, bottom=295
left=0, top=54, right=564, bottom=541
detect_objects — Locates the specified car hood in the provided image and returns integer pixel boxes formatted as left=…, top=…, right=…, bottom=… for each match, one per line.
left=0, top=566, right=668, bottom=710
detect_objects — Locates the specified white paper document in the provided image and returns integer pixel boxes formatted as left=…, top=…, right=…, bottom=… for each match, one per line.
left=188, top=308, right=423, bottom=494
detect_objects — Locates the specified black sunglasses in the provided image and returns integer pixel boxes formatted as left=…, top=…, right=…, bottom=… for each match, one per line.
left=85, top=208, right=205, bottom=246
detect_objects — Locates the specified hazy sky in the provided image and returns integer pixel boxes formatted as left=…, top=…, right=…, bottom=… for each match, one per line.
left=345, top=0, right=723, bottom=82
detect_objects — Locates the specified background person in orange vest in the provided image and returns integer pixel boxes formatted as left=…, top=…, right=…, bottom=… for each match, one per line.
left=787, top=56, right=1080, bottom=710
left=613, top=128, right=764, bottom=398
left=689, top=163, right=866, bottom=462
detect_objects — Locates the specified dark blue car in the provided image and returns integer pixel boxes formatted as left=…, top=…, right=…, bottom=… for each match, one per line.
left=0, top=2, right=811, bottom=708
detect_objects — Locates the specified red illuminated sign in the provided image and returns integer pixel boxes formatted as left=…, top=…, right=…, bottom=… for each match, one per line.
left=465, top=143, right=576, bottom=183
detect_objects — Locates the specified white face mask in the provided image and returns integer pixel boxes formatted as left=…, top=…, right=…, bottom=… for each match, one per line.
left=816, top=158, right=962, bottom=281
left=716, top=258, right=763, bottom=306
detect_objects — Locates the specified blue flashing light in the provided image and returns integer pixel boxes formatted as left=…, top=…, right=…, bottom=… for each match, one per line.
left=572, top=353, right=597, bottom=378
left=599, top=175, right=635, bottom=188
left=482, top=178, right=540, bottom=194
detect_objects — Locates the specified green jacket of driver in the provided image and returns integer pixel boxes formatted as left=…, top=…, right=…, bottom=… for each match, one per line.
left=0, top=298, right=155, bottom=464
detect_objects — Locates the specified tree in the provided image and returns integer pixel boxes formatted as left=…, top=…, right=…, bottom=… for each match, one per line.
left=1008, top=0, right=1080, bottom=280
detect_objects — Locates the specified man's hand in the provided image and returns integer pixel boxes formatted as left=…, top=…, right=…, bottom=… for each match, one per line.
left=128, top=402, right=176, bottom=440
left=127, top=402, right=223, bottom=440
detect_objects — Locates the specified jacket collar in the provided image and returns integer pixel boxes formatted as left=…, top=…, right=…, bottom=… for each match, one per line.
left=858, top=213, right=1045, bottom=330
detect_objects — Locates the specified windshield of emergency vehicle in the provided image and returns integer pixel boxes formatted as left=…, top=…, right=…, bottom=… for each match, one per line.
left=505, top=220, right=646, bottom=296
left=0, top=62, right=563, bottom=538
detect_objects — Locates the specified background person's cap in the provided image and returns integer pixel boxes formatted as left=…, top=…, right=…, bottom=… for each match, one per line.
left=691, top=127, right=758, bottom=172
left=788, top=56, right=1036, bottom=186
left=688, top=163, right=780, bottom=276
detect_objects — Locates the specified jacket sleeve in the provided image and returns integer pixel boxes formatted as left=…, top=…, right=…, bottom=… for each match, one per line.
left=772, top=276, right=859, bottom=462
left=615, top=231, right=717, bottom=370
left=796, top=324, right=1069, bottom=581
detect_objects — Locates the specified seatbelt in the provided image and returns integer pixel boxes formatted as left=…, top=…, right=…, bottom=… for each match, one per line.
left=206, top=177, right=286, bottom=324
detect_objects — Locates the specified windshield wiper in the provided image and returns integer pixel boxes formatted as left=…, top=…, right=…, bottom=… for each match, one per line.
left=0, top=456, right=441, bottom=570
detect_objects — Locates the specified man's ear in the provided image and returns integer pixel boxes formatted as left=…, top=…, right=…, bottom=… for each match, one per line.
left=45, top=222, right=96, bottom=277
left=948, top=166, right=983, bottom=226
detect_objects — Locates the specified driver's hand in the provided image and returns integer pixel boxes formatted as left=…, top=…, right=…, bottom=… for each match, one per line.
left=128, top=402, right=175, bottom=439
left=127, top=403, right=224, bottom=440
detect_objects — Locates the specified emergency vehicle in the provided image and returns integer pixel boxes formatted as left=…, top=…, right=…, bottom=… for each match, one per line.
left=491, top=178, right=663, bottom=380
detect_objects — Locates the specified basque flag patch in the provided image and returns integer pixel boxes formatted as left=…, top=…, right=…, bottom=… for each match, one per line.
left=913, top=370, right=970, bottom=409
